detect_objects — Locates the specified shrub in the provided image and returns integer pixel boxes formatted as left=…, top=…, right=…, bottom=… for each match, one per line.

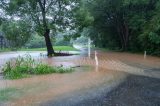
left=24, top=35, right=46, bottom=48
left=55, top=66, right=74, bottom=73
left=2, top=55, right=74, bottom=79
left=33, top=64, right=55, bottom=74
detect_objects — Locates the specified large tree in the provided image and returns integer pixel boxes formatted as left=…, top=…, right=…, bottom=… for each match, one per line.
left=0, top=0, right=78, bottom=56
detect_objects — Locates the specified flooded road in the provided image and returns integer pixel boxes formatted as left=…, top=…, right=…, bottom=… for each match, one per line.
left=0, top=50, right=160, bottom=106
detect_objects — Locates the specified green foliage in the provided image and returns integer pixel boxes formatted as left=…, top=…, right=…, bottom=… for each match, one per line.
left=0, top=18, right=3, bottom=25
left=1, top=20, right=31, bottom=48
left=2, top=55, right=74, bottom=79
left=53, top=46, right=77, bottom=51
left=20, top=46, right=77, bottom=51
left=34, top=64, right=54, bottom=74
left=54, top=40, right=72, bottom=46
left=0, top=0, right=80, bottom=55
left=74, top=0, right=94, bottom=31
left=25, top=35, right=46, bottom=48
left=77, top=0, right=160, bottom=55
left=149, top=32, right=160, bottom=44
left=34, top=64, right=74, bottom=74
left=2, top=55, right=34, bottom=79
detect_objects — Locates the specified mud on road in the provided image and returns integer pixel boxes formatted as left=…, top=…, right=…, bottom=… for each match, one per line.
left=0, top=51, right=160, bottom=106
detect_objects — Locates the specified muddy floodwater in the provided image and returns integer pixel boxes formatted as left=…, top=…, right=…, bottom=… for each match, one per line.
left=0, top=50, right=160, bottom=106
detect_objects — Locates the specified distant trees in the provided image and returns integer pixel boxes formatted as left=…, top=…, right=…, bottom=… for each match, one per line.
left=77, top=0, right=160, bottom=55
left=2, top=20, right=31, bottom=48
left=0, top=0, right=159, bottom=55
left=0, top=0, right=78, bottom=55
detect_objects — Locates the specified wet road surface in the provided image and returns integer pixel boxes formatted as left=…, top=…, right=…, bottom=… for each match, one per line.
left=0, top=50, right=160, bottom=106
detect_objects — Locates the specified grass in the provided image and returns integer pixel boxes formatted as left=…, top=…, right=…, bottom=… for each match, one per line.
left=0, top=88, right=22, bottom=102
left=0, top=48, right=10, bottom=52
left=2, top=55, right=74, bottom=80
left=0, top=46, right=78, bottom=53
left=20, top=46, right=78, bottom=51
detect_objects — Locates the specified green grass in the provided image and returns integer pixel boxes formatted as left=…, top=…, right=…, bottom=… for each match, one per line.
left=0, top=46, right=78, bottom=53
left=20, top=46, right=78, bottom=51
left=2, top=55, right=74, bottom=80
left=0, top=48, right=10, bottom=52
left=0, top=88, right=22, bottom=101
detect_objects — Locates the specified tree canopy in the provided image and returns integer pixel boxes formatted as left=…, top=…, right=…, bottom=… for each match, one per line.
left=76, top=0, right=160, bottom=55
left=0, top=0, right=78, bottom=55
left=0, top=0, right=160, bottom=56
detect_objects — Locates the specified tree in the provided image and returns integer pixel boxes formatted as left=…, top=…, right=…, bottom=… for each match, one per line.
left=0, top=0, right=78, bottom=56
left=78, top=0, right=160, bottom=54
left=1, top=20, right=32, bottom=48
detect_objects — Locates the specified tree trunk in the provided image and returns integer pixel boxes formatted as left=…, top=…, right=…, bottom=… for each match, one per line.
left=117, top=21, right=129, bottom=51
left=44, top=29, right=55, bottom=56
left=117, top=26, right=124, bottom=50
left=123, top=21, right=129, bottom=51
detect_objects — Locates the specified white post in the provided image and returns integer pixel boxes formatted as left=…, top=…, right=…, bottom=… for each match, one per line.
left=144, top=51, right=147, bottom=59
left=95, top=51, right=98, bottom=66
left=88, top=38, right=91, bottom=58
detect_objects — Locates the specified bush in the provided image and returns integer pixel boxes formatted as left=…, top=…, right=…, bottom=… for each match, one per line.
left=34, top=64, right=73, bottom=74
left=25, top=35, right=46, bottom=48
left=2, top=55, right=74, bottom=79
left=54, top=39, right=72, bottom=46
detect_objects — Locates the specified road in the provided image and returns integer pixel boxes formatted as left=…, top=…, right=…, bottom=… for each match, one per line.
left=0, top=50, right=160, bottom=106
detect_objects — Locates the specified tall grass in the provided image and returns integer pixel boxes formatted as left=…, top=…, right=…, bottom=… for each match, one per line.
left=2, top=55, right=74, bottom=79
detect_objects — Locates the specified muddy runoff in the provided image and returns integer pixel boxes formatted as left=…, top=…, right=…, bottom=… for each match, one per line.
left=0, top=51, right=160, bottom=106
left=0, top=68, right=127, bottom=106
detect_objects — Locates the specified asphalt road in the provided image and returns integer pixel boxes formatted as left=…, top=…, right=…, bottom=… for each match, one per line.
left=41, top=73, right=160, bottom=106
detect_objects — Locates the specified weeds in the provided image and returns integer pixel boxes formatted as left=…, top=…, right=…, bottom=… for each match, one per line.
left=2, top=55, right=74, bottom=79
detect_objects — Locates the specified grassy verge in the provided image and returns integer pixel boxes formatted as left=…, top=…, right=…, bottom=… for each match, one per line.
left=2, top=55, right=74, bottom=80
left=20, top=46, right=78, bottom=51
left=0, top=46, right=78, bottom=53
left=0, top=49, right=10, bottom=53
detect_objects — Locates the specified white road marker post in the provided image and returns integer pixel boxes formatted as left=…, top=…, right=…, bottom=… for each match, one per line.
left=144, top=51, right=147, bottom=59
left=95, top=51, right=99, bottom=72
left=95, top=51, right=99, bottom=66
left=88, top=38, right=91, bottom=58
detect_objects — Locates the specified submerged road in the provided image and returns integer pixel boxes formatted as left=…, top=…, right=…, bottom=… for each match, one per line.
left=41, top=51, right=160, bottom=106
left=0, top=50, right=160, bottom=106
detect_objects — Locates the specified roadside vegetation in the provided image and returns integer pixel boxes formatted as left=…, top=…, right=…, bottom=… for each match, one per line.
left=75, top=0, right=160, bottom=56
left=0, top=0, right=159, bottom=56
left=2, top=55, right=74, bottom=80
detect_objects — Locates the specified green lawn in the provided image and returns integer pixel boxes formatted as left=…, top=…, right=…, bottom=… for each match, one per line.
left=0, top=46, right=78, bottom=52
left=0, top=49, right=10, bottom=53
left=20, top=46, right=78, bottom=51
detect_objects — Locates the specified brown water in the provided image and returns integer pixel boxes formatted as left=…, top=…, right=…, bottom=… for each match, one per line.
left=0, top=51, right=160, bottom=106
